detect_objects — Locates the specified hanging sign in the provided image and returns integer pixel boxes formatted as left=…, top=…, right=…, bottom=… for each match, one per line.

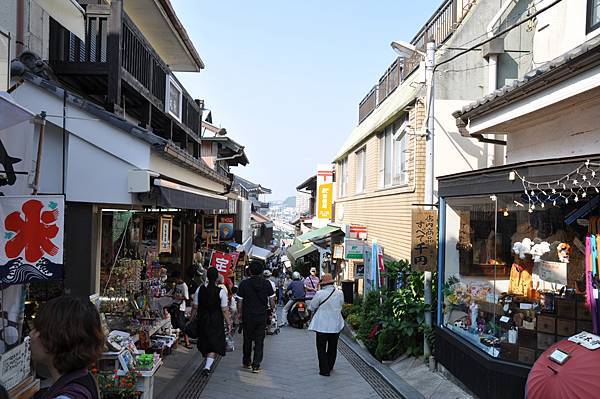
left=344, top=238, right=365, bottom=260
left=411, top=209, right=438, bottom=272
left=210, top=251, right=235, bottom=277
left=158, top=215, right=173, bottom=254
left=0, top=196, right=64, bottom=286
left=316, top=164, right=334, bottom=222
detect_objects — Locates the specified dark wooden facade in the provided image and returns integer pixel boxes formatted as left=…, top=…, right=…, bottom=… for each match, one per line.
left=48, top=0, right=203, bottom=161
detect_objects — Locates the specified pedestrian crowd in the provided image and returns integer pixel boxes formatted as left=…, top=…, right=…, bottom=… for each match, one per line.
left=25, top=257, right=345, bottom=399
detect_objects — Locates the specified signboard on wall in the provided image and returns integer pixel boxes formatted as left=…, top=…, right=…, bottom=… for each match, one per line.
left=0, top=195, right=64, bottom=285
left=349, top=224, right=367, bottom=240
left=411, top=209, right=438, bottom=272
left=344, top=238, right=365, bottom=260
left=218, top=215, right=235, bottom=241
left=158, top=215, right=173, bottom=253
left=316, top=164, right=334, bottom=222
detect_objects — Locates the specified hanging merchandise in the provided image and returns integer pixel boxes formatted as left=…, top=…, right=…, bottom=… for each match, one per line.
left=514, top=159, right=600, bottom=212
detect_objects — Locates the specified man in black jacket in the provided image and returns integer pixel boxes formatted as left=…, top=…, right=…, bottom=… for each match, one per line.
left=236, top=261, right=275, bottom=373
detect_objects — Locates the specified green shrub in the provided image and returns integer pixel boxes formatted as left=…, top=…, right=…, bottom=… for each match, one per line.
left=346, top=313, right=361, bottom=330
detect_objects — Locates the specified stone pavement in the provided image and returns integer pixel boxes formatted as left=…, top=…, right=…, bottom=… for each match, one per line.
left=388, top=356, right=473, bottom=399
left=197, top=326, right=382, bottom=399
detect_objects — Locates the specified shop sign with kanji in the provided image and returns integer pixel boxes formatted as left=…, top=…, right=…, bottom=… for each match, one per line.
left=0, top=196, right=64, bottom=286
left=210, top=251, right=236, bottom=277
left=411, top=208, right=438, bottom=272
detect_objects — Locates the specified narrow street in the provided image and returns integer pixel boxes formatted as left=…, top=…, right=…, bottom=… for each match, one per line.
left=174, top=323, right=396, bottom=399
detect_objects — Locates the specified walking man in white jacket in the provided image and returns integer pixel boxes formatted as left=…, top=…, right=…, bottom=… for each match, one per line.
left=308, top=273, right=345, bottom=377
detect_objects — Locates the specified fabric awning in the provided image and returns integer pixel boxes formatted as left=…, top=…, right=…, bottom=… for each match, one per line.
left=0, top=93, right=35, bottom=130
left=249, top=245, right=273, bottom=261
left=139, top=179, right=227, bottom=210
left=34, top=0, right=85, bottom=41
left=286, top=242, right=318, bottom=264
left=294, top=225, right=341, bottom=244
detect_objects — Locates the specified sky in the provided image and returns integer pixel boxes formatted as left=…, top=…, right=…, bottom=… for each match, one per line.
left=173, top=0, right=443, bottom=201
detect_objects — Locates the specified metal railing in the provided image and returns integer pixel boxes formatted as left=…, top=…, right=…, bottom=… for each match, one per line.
left=358, top=0, right=461, bottom=125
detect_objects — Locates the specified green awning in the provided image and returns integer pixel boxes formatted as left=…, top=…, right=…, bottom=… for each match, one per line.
left=294, top=225, right=341, bottom=244
left=286, top=242, right=319, bottom=264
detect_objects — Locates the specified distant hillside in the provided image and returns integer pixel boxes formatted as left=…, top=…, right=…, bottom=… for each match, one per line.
left=282, top=196, right=296, bottom=208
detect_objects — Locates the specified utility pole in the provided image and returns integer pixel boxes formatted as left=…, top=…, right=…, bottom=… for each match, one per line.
left=423, top=41, right=435, bottom=359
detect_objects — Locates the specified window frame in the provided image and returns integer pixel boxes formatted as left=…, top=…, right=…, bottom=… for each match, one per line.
left=338, top=158, right=349, bottom=198
left=355, top=147, right=366, bottom=194
left=587, top=0, right=600, bottom=34
left=166, top=76, right=183, bottom=122
left=378, top=116, right=409, bottom=189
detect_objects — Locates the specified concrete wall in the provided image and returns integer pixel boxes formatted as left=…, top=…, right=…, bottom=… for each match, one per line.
left=533, top=0, right=600, bottom=68
left=0, top=0, right=51, bottom=59
left=507, top=91, right=600, bottom=163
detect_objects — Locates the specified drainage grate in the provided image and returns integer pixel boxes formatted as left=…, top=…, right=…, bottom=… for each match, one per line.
left=175, top=356, right=222, bottom=399
left=338, top=341, right=402, bottom=399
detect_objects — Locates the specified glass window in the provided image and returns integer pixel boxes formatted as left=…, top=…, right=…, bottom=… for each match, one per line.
left=379, top=115, right=409, bottom=188
left=588, top=0, right=600, bottom=33
left=355, top=148, right=366, bottom=193
left=168, top=79, right=182, bottom=120
left=339, top=158, right=348, bottom=197
left=442, top=193, right=589, bottom=365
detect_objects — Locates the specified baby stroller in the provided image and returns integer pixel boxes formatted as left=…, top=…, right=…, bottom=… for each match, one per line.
left=266, top=307, right=280, bottom=335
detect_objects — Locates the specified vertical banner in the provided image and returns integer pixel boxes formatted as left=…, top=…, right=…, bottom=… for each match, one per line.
left=316, top=164, right=334, bottom=222
left=411, top=209, right=438, bottom=272
left=0, top=195, right=64, bottom=285
left=158, top=215, right=173, bottom=254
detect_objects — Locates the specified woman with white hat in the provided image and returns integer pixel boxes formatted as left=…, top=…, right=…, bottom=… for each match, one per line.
left=308, top=273, right=345, bottom=376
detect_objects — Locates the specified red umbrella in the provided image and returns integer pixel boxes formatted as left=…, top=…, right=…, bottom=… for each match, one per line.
left=527, top=339, right=600, bottom=399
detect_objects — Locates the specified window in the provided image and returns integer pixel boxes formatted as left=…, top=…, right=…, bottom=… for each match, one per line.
left=588, top=0, right=600, bottom=33
left=355, top=148, right=366, bottom=193
left=339, top=158, right=348, bottom=197
left=378, top=116, right=409, bottom=188
left=166, top=77, right=182, bottom=121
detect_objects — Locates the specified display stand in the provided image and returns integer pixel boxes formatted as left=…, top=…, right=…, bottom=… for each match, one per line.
left=117, top=359, right=162, bottom=399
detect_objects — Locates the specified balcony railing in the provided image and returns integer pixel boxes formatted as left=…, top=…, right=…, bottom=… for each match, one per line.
left=358, top=0, right=464, bottom=125
left=49, top=6, right=202, bottom=137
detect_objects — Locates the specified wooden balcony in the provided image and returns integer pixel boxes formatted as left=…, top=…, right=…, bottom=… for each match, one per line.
left=48, top=1, right=202, bottom=149
left=358, top=0, right=464, bottom=125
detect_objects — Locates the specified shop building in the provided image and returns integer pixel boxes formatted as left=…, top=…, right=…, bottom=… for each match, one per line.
left=332, top=0, right=517, bottom=284
left=436, top=2, right=600, bottom=397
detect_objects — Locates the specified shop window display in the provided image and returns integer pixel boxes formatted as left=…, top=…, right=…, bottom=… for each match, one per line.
left=443, top=194, right=592, bottom=364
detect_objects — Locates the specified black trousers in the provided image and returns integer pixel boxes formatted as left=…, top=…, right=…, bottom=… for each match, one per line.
left=316, top=332, right=339, bottom=374
left=242, top=319, right=266, bottom=368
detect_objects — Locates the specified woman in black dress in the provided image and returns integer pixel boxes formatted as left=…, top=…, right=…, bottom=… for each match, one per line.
left=192, top=267, right=232, bottom=375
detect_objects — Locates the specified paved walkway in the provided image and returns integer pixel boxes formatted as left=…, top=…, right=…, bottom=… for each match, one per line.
left=195, top=326, right=382, bottom=399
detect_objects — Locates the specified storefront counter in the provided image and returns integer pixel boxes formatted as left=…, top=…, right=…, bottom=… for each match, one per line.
left=436, top=326, right=529, bottom=399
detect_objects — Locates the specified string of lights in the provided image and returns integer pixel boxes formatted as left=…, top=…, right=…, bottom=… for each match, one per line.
left=513, top=160, right=600, bottom=212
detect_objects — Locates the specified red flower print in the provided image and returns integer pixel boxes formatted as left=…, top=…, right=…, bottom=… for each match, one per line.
left=5, top=199, right=59, bottom=263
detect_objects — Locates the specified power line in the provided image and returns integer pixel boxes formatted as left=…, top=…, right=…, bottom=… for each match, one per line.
left=434, top=0, right=564, bottom=71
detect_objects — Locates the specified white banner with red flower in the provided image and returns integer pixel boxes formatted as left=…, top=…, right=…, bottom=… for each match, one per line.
left=0, top=196, right=64, bottom=286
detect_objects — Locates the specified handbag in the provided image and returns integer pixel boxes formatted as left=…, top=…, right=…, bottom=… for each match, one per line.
left=184, top=317, right=199, bottom=339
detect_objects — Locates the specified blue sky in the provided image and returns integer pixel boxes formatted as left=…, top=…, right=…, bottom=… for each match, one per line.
left=174, top=0, right=443, bottom=200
